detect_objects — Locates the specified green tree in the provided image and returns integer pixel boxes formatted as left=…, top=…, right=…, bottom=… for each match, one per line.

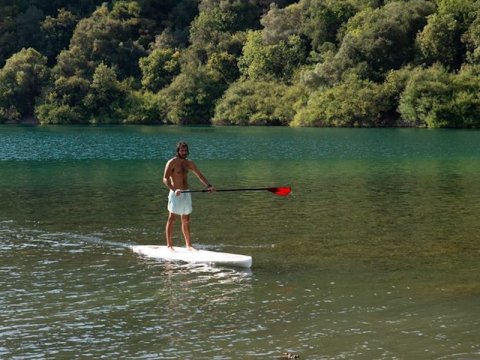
left=35, top=74, right=91, bottom=124
left=139, top=48, right=181, bottom=92
left=463, top=13, right=480, bottom=64
left=314, top=0, right=435, bottom=83
left=41, top=8, right=79, bottom=65
left=398, top=65, right=452, bottom=127
left=206, top=51, right=240, bottom=84
left=83, top=63, right=128, bottom=123
left=136, top=0, right=198, bottom=49
left=261, top=2, right=303, bottom=45
left=300, top=0, right=359, bottom=52
left=0, top=48, right=50, bottom=122
left=198, top=0, right=263, bottom=31
left=453, top=64, right=480, bottom=127
left=35, top=103, right=86, bottom=125
left=417, top=0, right=479, bottom=70
left=417, top=14, right=463, bottom=69
left=398, top=64, right=480, bottom=127
left=123, top=90, right=164, bottom=124
left=54, top=45, right=91, bottom=78
left=0, top=1, right=104, bottom=66
left=187, top=2, right=247, bottom=81
left=381, top=66, right=420, bottom=125
left=213, top=79, right=301, bottom=125
left=56, top=3, right=145, bottom=79
left=292, top=75, right=389, bottom=127
left=189, top=6, right=236, bottom=54
left=239, top=30, right=306, bottom=82
left=158, top=67, right=225, bottom=124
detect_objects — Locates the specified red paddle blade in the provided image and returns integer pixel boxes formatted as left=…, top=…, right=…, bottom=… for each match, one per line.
left=268, top=187, right=291, bottom=196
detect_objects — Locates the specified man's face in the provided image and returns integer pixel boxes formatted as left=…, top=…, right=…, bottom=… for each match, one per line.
left=178, top=146, right=189, bottom=159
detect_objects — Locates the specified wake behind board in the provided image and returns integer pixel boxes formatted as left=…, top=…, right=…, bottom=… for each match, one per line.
left=131, top=245, right=252, bottom=268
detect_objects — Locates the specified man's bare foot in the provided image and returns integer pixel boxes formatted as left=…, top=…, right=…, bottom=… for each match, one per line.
left=167, top=246, right=175, bottom=252
left=186, top=246, right=197, bottom=251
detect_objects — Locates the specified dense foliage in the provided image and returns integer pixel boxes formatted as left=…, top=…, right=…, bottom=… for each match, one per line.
left=1, top=0, right=480, bottom=127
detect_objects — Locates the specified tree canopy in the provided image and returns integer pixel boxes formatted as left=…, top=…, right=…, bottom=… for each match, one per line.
left=1, top=0, right=480, bottom=127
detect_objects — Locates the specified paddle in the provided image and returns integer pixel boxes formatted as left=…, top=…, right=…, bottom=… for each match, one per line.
left=181, top=186, right=291, bottom=196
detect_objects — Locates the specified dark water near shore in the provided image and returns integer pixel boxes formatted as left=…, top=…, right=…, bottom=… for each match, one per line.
left=1, top=126, right=479, bottom=359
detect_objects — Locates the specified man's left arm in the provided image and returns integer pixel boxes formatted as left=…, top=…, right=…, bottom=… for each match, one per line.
left=190, top=161, right=214, bottom=191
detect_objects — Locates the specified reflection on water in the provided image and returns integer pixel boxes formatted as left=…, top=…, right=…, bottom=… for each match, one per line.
left=0, top=223, right=255, bottom=359
left=1, top=221, right=479, bottom=359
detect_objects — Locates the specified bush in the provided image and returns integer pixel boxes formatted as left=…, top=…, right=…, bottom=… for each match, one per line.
left=213, top=79, right=300, bottom=125
left=123, top=90, right=165, bottom=124
left=292, top=75, right=390, bottom=127
left=36, top=103, right=86, bottom=124
left=159, top=68, right=225, bottom=124
left=0, top=106, right=21, bottom=123
left=398, top=64, right=480, bottom=127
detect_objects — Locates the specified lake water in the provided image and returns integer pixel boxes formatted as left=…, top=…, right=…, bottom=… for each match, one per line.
left=0, top=125, right=479, bottom=359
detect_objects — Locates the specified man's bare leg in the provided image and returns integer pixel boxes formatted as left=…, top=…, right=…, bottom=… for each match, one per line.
left=181, top=214, right=195, bottom=250
left=165, top=212, right=176, bottom=250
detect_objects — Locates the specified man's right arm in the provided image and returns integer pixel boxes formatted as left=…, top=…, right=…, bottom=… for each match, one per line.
left=163, top=159, right=174, bottom=191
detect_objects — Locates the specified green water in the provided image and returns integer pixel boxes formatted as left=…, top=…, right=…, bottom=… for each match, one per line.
left=1, top=126, right=479, bottom=359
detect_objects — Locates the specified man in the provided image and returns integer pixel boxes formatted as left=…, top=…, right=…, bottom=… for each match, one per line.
left=163, top=142, right=214, bottom=250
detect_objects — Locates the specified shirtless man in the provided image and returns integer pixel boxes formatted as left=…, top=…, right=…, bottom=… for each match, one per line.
left=163, top=142, right=214, bottom=250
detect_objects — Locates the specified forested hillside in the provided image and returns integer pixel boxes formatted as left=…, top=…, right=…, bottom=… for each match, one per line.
left=1, top=0, right=480, bottom=127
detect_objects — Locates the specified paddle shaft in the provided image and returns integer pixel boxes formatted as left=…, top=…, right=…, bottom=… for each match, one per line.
left=182, top=188, right=273, bottom=193
left=181, top=186, right=291, bottom=196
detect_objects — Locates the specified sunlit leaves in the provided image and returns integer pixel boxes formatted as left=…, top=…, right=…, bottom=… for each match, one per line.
left=41, top=8, right=78, bottom=64
left=239, top=30, right=306, bottom=82
left=83, top=63, right=128, bottom=122
left=326, top=0, right=434, bottom=82
left=417, top=0, right=480, bottom=69
left=0, top=48, right=50, bottom=120
left=261, top=3, right=303, bottom=45
left=158, top=68, right=226, bottom=124
left=213, top=79, right=302, bottom=125
left=139, top=48, right=180, bottom=92
left=59, top=4, right=145, bottom=79
left=398, top=64, right=480, bottom=127
left=292, top=75, right=389, bottom=127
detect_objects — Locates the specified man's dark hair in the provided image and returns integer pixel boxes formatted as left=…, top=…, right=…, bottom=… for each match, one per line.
left=176, top=141, right=189, bottom=155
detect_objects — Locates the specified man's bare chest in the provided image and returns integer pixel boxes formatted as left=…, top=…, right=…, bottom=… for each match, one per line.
left=172, top=160, right=189, bottom=175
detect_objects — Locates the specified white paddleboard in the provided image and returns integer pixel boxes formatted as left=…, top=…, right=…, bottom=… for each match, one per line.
left=131, top=245, right=252, bottom=268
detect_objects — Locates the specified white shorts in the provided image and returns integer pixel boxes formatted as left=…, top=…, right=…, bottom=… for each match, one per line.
left=168, top=190, right=192, bottom=215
